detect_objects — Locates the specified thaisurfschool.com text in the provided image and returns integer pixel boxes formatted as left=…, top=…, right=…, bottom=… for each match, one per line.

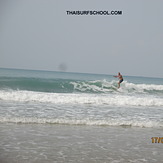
left=66, top=10, right=122, bottom=16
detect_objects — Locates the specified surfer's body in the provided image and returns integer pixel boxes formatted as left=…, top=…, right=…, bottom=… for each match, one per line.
left=114, top=72, right=123, bottom=88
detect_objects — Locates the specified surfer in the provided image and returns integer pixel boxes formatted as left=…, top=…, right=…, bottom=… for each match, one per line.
left=114, top=72, right=123, bottom=88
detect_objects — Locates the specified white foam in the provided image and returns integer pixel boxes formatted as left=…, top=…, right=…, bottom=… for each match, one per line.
left=0, top=117, right=162, bottom=128
left=124, top=81, right=163, bottom=91
left=71, top=80, right=115, bottom=93
left=0, top=90, right=163, bottom=107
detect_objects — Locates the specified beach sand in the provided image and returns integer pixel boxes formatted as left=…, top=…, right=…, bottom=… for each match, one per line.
left=0, top=123, right=163, bottom=163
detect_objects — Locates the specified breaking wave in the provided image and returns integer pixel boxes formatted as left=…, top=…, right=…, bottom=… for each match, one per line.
left=0, top=77, right=163, bottom=95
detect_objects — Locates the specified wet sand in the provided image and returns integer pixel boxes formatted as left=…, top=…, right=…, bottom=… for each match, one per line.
left=0, top=123, right=163, bottom=163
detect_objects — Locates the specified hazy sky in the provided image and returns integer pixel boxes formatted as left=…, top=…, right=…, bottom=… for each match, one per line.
left=0, top=0, right=163, bottom=78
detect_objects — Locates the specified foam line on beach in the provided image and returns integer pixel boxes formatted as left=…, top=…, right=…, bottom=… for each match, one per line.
left=0, top=117, right=162, bottom=128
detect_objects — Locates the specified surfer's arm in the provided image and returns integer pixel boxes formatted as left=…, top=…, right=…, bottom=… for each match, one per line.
left=113, top=76, right=118, bottom=78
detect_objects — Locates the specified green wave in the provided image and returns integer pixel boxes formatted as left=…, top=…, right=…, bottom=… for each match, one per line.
left=0, top=77, right=163, bottom=95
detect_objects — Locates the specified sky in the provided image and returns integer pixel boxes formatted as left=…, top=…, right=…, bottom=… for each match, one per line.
left=0, top=0, right=163, bottom=78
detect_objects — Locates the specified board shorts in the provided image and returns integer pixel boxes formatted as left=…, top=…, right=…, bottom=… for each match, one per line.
left=119, top=79, right=123, bottom=83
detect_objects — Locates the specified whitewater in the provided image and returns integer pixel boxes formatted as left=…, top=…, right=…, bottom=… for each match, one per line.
left=0, top=90, right=163, bottom=107
left=0, top=68, right=163, bottom=128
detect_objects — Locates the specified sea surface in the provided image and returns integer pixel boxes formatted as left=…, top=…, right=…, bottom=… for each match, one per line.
left=0, top=68, right=163, bottom=163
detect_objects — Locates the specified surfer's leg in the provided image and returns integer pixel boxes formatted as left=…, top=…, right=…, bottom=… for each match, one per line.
left=118, top=82, right=120, bottom=88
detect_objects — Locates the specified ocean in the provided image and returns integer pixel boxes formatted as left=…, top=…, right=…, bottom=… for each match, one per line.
left=0, top=68, right=163, bottom=163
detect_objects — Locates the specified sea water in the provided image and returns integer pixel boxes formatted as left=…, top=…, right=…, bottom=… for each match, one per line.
left=0, top=68, right=163, bottom=163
